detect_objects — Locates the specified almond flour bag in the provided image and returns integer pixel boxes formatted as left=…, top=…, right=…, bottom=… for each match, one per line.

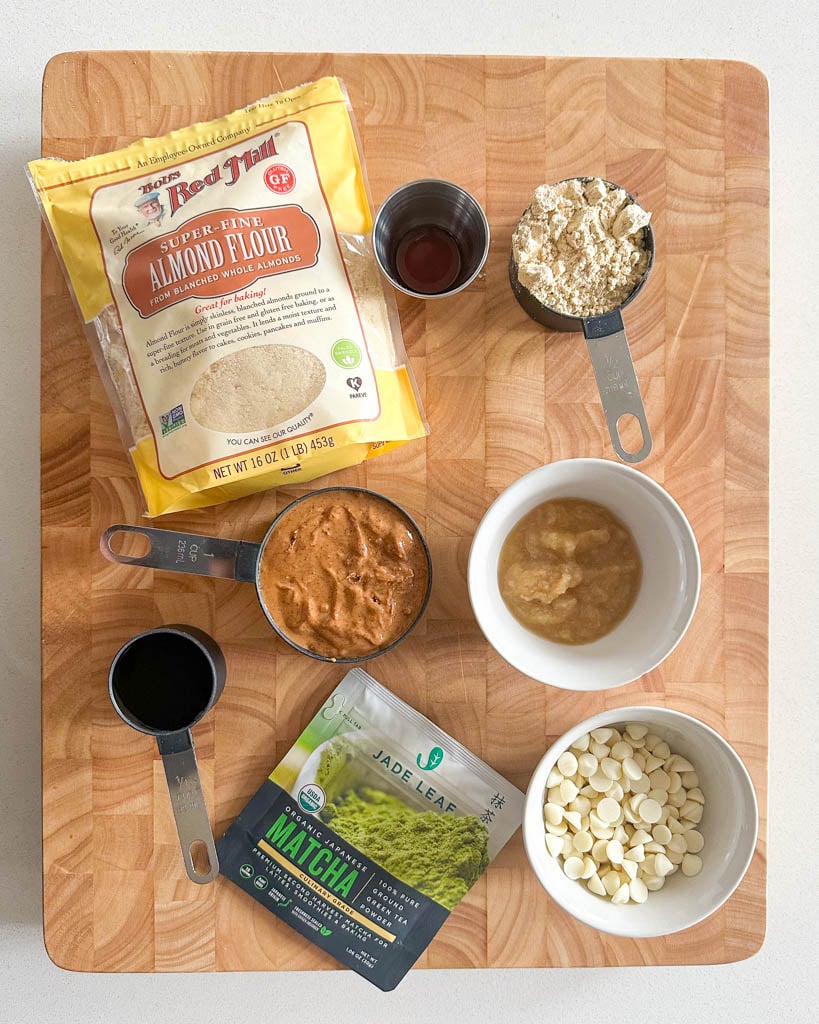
left=217, top=668, right=524, bottom=990
left=29, top=78, right=427, bottom=516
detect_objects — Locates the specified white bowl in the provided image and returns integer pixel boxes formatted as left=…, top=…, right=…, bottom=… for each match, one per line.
left=468, top=458, right=701, bottom=690
left=523, top=706, right=759, bottom=937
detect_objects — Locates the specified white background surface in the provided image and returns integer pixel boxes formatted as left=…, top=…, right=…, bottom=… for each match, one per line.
left=2, top=2, right=817, bottom=1020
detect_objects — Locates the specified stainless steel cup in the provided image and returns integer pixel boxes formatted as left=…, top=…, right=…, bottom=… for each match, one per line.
left=108, top=625, right=226, bottom=884
left=372, top=178, right=490, bottom=298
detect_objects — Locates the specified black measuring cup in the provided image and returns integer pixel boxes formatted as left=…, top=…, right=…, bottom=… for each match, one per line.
left=108, top=625, right=226, bottom=884
left=509, top=178, right=654, bottom=463
left=100, top=486, right=433, bottom=663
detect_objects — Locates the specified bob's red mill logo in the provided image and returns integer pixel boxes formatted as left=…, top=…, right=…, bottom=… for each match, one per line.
left=137, top=135, right=281, bottom=216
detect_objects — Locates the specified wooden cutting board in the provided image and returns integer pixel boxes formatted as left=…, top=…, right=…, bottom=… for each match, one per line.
left=40, top=52, right=769, bottom=972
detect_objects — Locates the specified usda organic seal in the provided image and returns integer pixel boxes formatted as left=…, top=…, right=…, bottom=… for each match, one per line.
left=298, top=783, right=326, bottom=813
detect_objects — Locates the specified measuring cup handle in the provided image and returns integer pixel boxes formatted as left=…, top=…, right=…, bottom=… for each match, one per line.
left=583, top=312, right=653, bottom=463
left=157, top=731, right=219, bottom=884
left=100, top=525, right=260, bottom=582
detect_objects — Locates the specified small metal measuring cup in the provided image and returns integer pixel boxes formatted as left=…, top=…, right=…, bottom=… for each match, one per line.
left=108, top=625, right=226, bottom=884
left=373, top=178, right=490, bottom=298
left=509, top=178, right=654, bottom=463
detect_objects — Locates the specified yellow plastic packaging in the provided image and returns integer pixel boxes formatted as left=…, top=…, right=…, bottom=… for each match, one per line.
left=29, top=78, right=427, bottom=516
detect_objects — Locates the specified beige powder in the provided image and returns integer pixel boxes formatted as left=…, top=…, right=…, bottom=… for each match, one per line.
left=512, top=178, right=651, bottom=317
left=190, top=344, right=326, bottom=433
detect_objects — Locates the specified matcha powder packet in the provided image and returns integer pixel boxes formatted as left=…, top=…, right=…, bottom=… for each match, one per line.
left=217, top=669, right=524, bottom=990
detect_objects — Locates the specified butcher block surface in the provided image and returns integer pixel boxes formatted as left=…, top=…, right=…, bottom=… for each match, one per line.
left=40, top=52, right=769, bottom=972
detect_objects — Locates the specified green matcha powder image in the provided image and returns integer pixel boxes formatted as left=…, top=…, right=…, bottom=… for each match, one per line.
left=320, top=786, right=490, bottom=910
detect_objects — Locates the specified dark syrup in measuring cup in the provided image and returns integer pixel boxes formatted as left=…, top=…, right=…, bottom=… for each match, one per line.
left=112, top=631, right=214, bottom=732
left=394, top=225, right=462, bottom=295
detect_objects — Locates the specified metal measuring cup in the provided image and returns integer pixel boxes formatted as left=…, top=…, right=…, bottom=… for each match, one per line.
left=373, top=178, right=490, bottom=298
left=108, top=625, right=226, bottom=884
left=100, top=486, right=432, bottom=663
left=509, top=177, right=654, bottom=464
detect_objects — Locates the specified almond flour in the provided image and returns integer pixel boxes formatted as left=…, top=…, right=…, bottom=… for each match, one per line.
left=512, top=177, right=651, bottom=318
left=28, top=78, right=428, bottom=517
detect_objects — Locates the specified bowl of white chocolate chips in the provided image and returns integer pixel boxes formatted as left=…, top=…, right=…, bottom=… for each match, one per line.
left=523, top=707, right=758, bottom=937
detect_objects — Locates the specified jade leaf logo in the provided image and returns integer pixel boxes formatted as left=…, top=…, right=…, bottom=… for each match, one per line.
left=416, top=746, right=444, bottom=771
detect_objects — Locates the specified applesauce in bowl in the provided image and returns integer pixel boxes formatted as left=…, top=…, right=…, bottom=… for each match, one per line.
left=498, top=497, right=641, bottom=645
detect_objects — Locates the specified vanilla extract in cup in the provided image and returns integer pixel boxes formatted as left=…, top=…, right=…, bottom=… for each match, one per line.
left=394, top=224, right=462, bottom=295
left=373, top=179, right=489, bottom=299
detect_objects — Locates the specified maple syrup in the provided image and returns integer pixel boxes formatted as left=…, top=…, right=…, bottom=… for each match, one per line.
left=394, top=224, right=462, bottom=295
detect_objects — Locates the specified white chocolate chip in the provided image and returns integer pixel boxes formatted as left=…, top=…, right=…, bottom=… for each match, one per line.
left=652, top=824, right=672, bottom=845
left=544, top=803, right=564, bottom=826
left=589, top=772, right=612, bottom=793
left=546, top=766, right=564, bottom=788
left=588, top=873, right=606, bottom=896
left=602, top=871, right=623, bottom=896
left=564, top=856, right=585, bottom=879
left=545, top=833, right=564, bottom=858
left=629, top=877, right=648, bottom=903
left=602, top=757, right=622, bottom=781
left=571, top=733, right=591, bottom=752
left=685, top=830, right=705, bottom=854
left=573, top=830, right=593, bottom=853
left=622, top=756, right=642, bottom=781
left=597, top=797, right=621, bottom=823
left=557, top=751, right=579, bottom=777
left=625, top=723, right=649, bottom=742
left=611, top=882, right=630, bottom=904
left=639, top=798, right=662, bottom=824
left=681, top=854, right=703, bottom=877
left=681, top=801, right=703, bottom=824
left=631, top=773, right=651, bottom=794
left=578, top=753, right=598, bottom=777
left=654, top=853, right=674, bottom=877
left=611, top=741, right=634, bottom=761
left=668, top=834, right=687, bottom=855
left=606, top=839, right=625, bottom=864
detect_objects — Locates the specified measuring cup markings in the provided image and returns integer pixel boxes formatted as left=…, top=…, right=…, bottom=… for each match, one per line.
left=109, top=626, right=225, bottom=884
